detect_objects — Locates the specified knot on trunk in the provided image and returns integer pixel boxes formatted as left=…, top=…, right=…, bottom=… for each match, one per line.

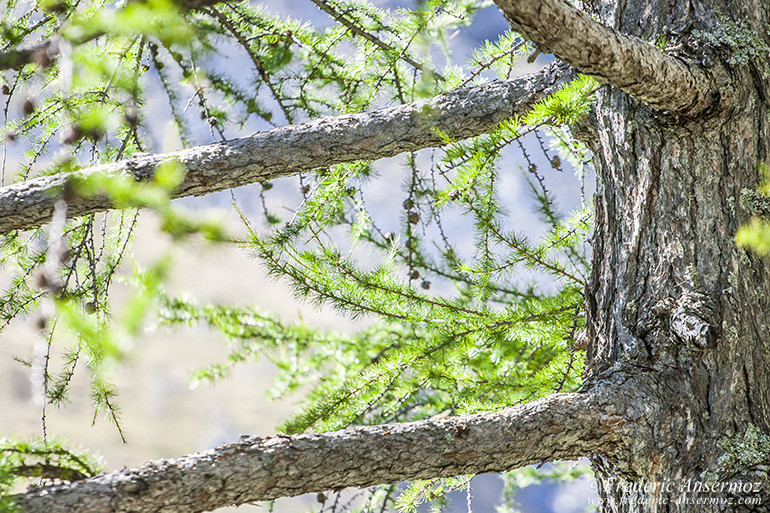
left=669, top=290, right=719, bottom=348
left=645, top=288, right=720, bottom=349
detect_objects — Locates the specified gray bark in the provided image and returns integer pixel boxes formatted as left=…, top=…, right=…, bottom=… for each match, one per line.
left=16, top=391, right=630, bottom=513
left=491, top=0, right=726, bottom=116
left=0, top=64, right=569, bottom=235
left=10, top=0, right=770, bottom=512
left=580, top=0, right=770, bottom=511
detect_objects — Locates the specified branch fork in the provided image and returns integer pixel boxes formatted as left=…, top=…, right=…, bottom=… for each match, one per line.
left=493, top=0, right=724, bottom=116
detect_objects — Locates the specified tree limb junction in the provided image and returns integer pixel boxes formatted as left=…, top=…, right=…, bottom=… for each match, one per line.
left=493, top=0, right=723, bottom=116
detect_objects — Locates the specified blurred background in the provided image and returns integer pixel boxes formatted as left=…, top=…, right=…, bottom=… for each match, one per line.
left=0, top=0, right=597, bottom=511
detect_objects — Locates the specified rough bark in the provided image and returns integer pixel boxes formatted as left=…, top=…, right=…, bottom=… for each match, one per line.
left=580, top=0, right=770, bottom=511
left=492, top=0, right=725, bottom=117
left=0, top=64, right=570, bottom=235
left=17, top=391, right=629, bottom=513
left=9, top=1, right=770, bottom=512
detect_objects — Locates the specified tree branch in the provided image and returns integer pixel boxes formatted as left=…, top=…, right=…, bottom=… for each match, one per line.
left=492, top=0, right=723, bottom=116
left=0, top=63, right=571, bottom=235
left=17, top=391, right=626, bottom=513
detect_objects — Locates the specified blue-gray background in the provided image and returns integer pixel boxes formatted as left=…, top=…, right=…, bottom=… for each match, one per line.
left=0, top=1, right=597, bottom=511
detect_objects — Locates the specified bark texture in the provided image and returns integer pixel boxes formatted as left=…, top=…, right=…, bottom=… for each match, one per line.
left=491, top=0, right=725, bottom=116
left=17, top=391, right=629, bottom=513
left=580, top=0, right=770, bottom=511
left=10, top=1, right=770, bottom=512
left=0, top=64, right=569, bottom=235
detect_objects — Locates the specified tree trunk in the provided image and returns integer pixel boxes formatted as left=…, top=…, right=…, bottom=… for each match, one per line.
left=584, top=0, right=770, bottom=510
left=11, top=1, right=770, bottom=511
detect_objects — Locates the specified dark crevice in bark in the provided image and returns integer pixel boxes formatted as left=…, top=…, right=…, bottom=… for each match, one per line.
left=581, top=4, right=770, bottom=510
left=742, top=365, right=756, bottom=425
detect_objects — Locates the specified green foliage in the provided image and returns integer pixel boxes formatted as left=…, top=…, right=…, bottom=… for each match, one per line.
left=1, top=0, right=599, bottom=509
left=464, top=31, right=530, bottom=85
left=737, top=218, right=770, bottom=254
left=161, top=132, right=592, bottom=433
left=524, top=74, right=598, bottom=126
left=68, top=0, right=194, bottom=47
left=396, top=476, right=472, bottom=513
left=0, top=435, right=102, bottom=511
left=75, top=161, right=229, bottom=240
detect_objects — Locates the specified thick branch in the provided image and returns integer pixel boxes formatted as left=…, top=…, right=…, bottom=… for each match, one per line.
left=17, top=392, right=625, bottom=513
left=0, top=64, right=571, bottom=235
left=493, top=0, right=722, bottom=116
